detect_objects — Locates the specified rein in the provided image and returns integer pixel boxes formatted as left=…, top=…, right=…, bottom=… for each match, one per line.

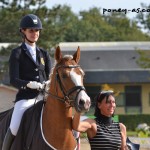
left=45, top=64, right=85, bottom=106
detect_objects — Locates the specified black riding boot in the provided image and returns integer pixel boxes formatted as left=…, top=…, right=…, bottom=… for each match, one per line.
left=2, top=128, right=15, bottom=150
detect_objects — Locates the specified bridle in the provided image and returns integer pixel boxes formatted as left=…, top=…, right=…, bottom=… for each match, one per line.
left=46, top=64, right=85, bottom=107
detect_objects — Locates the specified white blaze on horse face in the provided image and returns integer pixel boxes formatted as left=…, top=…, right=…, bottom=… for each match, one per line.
left=70, top=68, right=91, bottom=109
left=70, top=68, right=83, bottom=86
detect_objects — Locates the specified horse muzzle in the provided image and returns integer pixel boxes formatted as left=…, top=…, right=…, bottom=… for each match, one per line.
left=75, top=91, right=91, bottom=113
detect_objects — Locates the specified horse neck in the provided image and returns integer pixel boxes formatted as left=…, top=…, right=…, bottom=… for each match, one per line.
left=43, top=95, right=73, bottom=124
left=44, top=84, right=73, bottom=121
left=42, top=93, right=76, bottom=149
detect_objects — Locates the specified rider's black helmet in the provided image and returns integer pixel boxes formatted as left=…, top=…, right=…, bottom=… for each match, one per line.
left=19, top=14, right=42, bottom=30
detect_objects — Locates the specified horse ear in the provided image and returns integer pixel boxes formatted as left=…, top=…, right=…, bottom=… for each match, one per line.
left=55, top=46, right=63, bottom=62
left=73, top=46, right=80, bottom=63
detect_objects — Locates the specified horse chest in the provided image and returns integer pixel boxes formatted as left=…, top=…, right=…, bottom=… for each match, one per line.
left=41, top=106, right=77, bottom=150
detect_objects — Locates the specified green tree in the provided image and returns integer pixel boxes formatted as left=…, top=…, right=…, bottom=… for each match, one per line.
left=39, top=5, right=78, bottom=49
left=135, top=3, right=150, bottom=68
left=75, top=8, right=116, bottom=41
left=104, top=12, right=150, bottom=41
left=135, top=3, right=150, bottom=33
left=137, top=50, right=150, bottom=68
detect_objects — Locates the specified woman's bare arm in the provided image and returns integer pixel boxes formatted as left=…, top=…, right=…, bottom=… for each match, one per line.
left=120, top=123, right=128, bottom=150
left=72, top=111, right=92, bottom=132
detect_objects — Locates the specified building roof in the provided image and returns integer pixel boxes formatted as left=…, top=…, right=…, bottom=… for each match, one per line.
left=78, top=50, right=141, bottom=70
left=1, top=42, right=149, bottom=84
left=56, top=42, right=150, bottom=71
left=53, top=42, right=150, bottom=84
left=58, top=42, right=150, bottom=51
left=85, top=70, right=150, bottom=84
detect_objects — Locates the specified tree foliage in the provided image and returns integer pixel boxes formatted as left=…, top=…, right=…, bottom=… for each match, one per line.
left=0, top=1, right=150, bottom=49
left=137, top=50, right=150, bottom=68
left=135, top=3, right=150, bottom=33
left=135, top=3, right=150, bottom=68
left=104, top=12, right=149, bottom=41
left=76, top=8, right=116, bottom=41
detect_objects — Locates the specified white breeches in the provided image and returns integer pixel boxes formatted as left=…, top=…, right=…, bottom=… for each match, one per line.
left=10, top=94, right=43, bottom=136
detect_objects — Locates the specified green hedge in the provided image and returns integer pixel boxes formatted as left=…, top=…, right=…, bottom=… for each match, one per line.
left=119, top=114, right=150, bottom=131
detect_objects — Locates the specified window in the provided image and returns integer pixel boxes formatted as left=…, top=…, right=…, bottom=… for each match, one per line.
left=125, top=86, right=142, bottom=114
left=116, top=93, right=125, bottom=107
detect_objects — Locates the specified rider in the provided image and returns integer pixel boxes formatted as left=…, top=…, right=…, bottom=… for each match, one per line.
left=2, top=14, right=51, bottom=150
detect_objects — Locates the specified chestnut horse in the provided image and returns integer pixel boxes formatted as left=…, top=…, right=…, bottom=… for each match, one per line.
left=0, top=46, right=91, bottom=150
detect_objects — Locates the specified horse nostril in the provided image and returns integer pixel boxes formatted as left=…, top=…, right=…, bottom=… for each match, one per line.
left=79, top=100, right=84, bottom=106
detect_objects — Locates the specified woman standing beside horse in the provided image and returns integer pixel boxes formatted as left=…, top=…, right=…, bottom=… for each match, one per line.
left=73, top=90, right=128, bottom=150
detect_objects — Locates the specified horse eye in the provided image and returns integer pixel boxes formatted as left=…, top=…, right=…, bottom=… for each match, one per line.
left=61, top=73, right=68, bottom=78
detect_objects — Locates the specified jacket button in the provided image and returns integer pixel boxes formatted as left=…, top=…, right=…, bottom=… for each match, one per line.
left=35, top=68, right=38, bottom=71
left=36, top=76, right=39, bottom=79
left=21, top=86, right=26, bottom=89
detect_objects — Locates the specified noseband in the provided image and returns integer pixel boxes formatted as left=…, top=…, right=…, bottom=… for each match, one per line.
left=47, top=65, right=85, bottom=106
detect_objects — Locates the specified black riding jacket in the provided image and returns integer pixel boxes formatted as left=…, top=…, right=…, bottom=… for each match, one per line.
left=9, top=43, right=51, bottom=102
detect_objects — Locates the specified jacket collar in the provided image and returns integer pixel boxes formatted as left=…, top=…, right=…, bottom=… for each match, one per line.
left=21, top=42, right=40, bottom=66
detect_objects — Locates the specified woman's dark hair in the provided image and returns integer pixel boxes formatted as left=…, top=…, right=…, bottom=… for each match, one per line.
left=94, top=90, right=114, bottom=118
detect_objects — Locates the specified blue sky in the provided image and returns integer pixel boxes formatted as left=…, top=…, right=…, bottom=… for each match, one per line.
left=46, top=0, right=150, bottom=19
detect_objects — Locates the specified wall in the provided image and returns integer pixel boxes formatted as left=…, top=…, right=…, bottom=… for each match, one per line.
left=0, top=85, right=17, bottom=112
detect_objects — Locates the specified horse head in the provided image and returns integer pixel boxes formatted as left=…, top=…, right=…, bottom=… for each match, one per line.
left=49, top=46, right=91, bottom=113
